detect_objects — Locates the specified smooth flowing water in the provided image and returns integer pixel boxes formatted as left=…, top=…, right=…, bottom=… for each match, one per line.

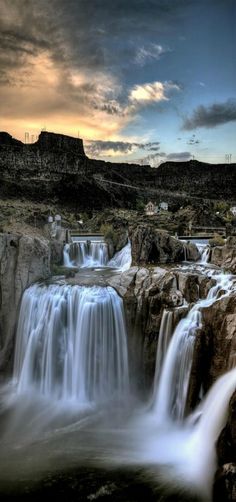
left=152, top=269, right=235, bottom=422
left=0, top=242, right=235, bottom=501
left=64, top=240, right=132, bottom=271
left=14, top=283, right=129, bottom=405
left=64, top=241, right=109, bottom=267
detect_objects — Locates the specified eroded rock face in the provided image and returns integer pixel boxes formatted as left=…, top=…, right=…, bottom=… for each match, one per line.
left=210, top=237, right=236, bottom=273
left=0, top=233, right=50, bottom=372
left=108, top=265, right=213, bottom=393
left=130, top=224, right=200, bottom=266
left=1, top=131, right=236, bottom=209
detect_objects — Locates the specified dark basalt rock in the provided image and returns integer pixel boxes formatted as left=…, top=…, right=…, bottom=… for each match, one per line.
left=129, top=224, right=199, bottom=265
left=214, top=463, right=236, bottom=502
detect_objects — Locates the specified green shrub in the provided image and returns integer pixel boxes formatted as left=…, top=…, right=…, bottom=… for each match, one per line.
left=209, top=233, right=225, bottom=247
left=214, top=201, right=230, bottom=213
left=100, top=223, right=118, bottom=246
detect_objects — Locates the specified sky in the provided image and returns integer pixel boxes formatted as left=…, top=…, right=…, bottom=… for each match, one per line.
left=0, top=0, right=235, bottom=165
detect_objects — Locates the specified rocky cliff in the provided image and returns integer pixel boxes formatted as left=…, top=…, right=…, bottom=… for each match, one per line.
left=210, top=237, right=236, bottom=273
left=1, top=131, right=236, bottom=209
left=0, top=233, right=51, bottom=372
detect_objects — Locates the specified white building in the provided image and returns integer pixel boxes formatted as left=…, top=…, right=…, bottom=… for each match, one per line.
left=145, top=201, right=158, bottom=216
left=159, top=201, right=168, bottom=211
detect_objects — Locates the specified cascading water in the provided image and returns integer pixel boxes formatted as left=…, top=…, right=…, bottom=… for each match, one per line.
left=63, top=239, right=132, bottom=271
left=14, top=283, right=129, bottom=405
left=152, top=310, right=173, bottom=398
left=0, top=237, right=235, bottom=501
left=196, top=242, right=211, bottom=264
left=107, top=241, right=132, bottom=271
left=152, top=270, right=235, bottom=422
left=64, top=240, right=109, bottom=267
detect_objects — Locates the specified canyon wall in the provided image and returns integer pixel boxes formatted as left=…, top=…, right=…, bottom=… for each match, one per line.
left=1, top=131, right=236, bottom=209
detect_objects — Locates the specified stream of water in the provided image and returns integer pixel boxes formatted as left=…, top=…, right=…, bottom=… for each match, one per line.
left=0, top=240, right=235, bottom=501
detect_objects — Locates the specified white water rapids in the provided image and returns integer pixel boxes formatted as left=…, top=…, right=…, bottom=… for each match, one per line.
left=0, top=240, right=235, bottom=500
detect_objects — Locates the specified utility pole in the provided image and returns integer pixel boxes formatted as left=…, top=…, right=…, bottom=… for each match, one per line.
left=225, top=154, right=232, bottom=164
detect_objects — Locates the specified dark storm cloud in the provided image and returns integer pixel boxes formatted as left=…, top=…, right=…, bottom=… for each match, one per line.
left=0, top=0, right=191, bottom=84
left=0, top=0, right=61, bottom=85
left=85, top=140, right=161, bottom=156
left=183, top=99, right=236, bottom=130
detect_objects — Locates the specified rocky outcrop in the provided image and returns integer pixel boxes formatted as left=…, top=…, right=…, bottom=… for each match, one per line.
left=107, top=265, right=213, bottom=391
left=210, top=237, right=236, bottom=273
left=129, top=224, right=200, bottom=265
left=36, top=131, right=85, bottom=155
left=0, top=233, right=51, bottom=372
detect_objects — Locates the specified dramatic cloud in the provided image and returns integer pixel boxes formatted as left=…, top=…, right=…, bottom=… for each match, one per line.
left=0, top=0, right=187, bottom=141
left=183, top=99, right=236, bottom=130
left=0, top=0, right=234, bottom=165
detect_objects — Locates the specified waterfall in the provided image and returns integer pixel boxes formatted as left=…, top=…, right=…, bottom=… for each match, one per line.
left=152, top=272, right=234, bottom=422
left=14, top=283, right=129, bottom=405
left=152, top=310, right=173, bottom=399
left=183, top=243, right=187, bottom=261
left=64, top=240, right=132, bottom=271
left=179, top=367, right=236, bottom=497
left=63, top=241, right=109, bottom=268
left=200, top=246, right=210, bottom=264
left=108, top=241, right=132, bottom=271
left=195, top=242, right=211, bottom=264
